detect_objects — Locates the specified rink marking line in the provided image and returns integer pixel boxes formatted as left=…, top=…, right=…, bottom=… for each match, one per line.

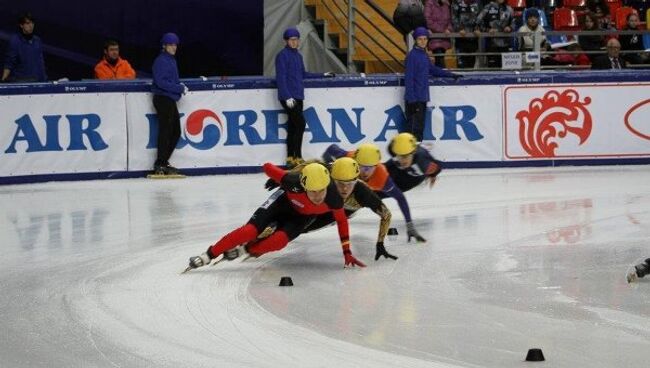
left=536, top=286, right=562, bottom=290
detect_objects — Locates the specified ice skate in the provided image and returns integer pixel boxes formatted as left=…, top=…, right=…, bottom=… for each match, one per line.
left=148, top=164, right=185, bottom=179
left=222, top=248, right=240, bottom=261
left=181, top=252, right=211, bottom=274
left=627, top=269, right=639, bottom=283
left=627, top=259, right=650, bottom=283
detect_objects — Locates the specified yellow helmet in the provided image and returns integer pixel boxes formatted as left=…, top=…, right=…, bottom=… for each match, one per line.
left=391, top=133, right=417, bottom=155
left=354, top=143, right=381, bottom=166
left=300, top=163, right=331, bottom=191
left=331, top=157, right=360, bottom=181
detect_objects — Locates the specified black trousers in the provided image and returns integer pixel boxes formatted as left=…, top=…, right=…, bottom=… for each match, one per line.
left=248, top=189, right=315, bottom=241
left=405, top=101, right=427, bottom=142
left=153, top=94, right=181, bottom=166
left=280, top=99, right=306, bottom=159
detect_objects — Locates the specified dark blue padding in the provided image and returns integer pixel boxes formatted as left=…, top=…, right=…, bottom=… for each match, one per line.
left=2, top=70, right=650, bottom=96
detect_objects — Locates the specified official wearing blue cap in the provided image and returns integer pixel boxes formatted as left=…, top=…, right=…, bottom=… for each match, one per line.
left=150, top=32, right=187, bottom=176
left=275, top=27, right=335, bottom=168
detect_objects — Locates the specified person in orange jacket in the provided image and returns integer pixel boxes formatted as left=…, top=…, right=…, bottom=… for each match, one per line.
left=94, top=39, right=136, bottom=80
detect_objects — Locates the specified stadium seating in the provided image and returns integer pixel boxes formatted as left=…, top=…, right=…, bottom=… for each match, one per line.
left=554, top=8, right=581, bottom=29
left=606, top=0, right=623, bottom=19
left=615, top=6, right=638, bottom=29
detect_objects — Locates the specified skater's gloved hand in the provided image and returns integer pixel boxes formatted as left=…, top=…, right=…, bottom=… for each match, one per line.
left=285, top=98, right=296, bottom=109
left=375, top=241, right=398, bottom=261
left=323, top=71, right=336, bottom=78
left=181, top=83, right=189, bottom=95
left=406, top=222, right=426, bottom=243
left=452, top=74, right=463, bottom=81
left=343, top=249, right=366, bottom=268
left=264, top=178, right=279, bottom=191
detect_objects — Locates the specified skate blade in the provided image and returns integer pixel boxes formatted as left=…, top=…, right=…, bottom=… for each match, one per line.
left=210, top=258, right=225, bottom=267
left=147, top=174, right=186, bottom=179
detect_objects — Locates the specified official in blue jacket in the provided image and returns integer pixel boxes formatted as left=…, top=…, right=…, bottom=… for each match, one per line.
left=151, top=32, right=187, bottom=176
left=404, top=26, right=460, bottom=142
left=275, top=27, right=334, bottom=168
left=2, top=13, right=47, bottom=83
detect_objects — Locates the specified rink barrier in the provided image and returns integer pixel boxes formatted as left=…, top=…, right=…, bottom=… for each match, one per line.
left=1, top=71, right=649, bottom=185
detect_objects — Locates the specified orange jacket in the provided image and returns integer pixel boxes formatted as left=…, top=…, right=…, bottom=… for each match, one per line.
left=94, top=57, right=136, bottom=80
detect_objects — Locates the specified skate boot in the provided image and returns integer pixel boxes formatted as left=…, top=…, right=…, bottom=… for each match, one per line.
left=293, top=157, right=305, bottom=167
left=182, top=252, right=211, bottom=274
left=223, top=248, right=240, bottom=261
left=164, top=162, right=180, bottom=175
left=153, top=164, right=167, bottom=176
left=627, top=259, right=650, bottom=283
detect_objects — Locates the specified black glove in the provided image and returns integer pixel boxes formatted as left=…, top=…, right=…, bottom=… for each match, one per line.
left=374, top=242, right=398, bottom=261
left=453, top=74, right=463, bottom=81
left=264, top=178, right=279, bottom=191
left=406, top=222, right=426, bottom=243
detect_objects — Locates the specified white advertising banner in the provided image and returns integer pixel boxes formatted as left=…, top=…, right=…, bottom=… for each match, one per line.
left=0, top=93, right=128, bottom=176
left=428, top=85, right=502, bottom=161
left=503, top=84, right=650, bottom=160
left=126, top=85, right=502, bottom=171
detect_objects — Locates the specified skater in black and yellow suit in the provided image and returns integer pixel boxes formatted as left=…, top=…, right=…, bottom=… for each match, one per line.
left=263, top=157, right=397, bottom=261
left=384, top=132, right=443, bottom=192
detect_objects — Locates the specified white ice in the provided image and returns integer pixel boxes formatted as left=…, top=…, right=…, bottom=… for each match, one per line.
left=1, top=165, right=649, bottom=368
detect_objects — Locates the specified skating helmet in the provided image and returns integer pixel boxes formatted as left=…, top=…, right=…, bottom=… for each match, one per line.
left=331, top=157, right=360, bottom=181
left=283, top=27, right=300, bottom=40
left=391, top=133, right=417, bottom=155
left=300, top=163, right=330, bottom=191
left=412, top=27, right=429, bottom=39
left=161, top=32, right=180, bottom=45
left=354, top=143, right=381, bottom=166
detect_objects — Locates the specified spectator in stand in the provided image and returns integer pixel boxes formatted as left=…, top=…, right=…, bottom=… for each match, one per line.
left=591, top=38, right=626, bottom=69
left=1, top=12, right=47, bottom=83
left=394, top=0, right=428, bottom=48
left=578, top=14, right=604, bottom=61
left=151, top=32, right=187, bottom=176
left=425, top=0, right=453, bottom=67
left=275, top=27, right=335, bottom=168
left=476, top=0, right=514, bottom=68
left=451, top=0, right=481, bottom=69
left=518, top=9, right=548, bottom=51
left=590, top=4, right=615, bottom=31
left=94, top=39, right=136, bottom=80
left=550, top=41, right=591, bottom=66
left=619, top=13, right=648, bottom=65
left=404, top=27, right=460, bottom=142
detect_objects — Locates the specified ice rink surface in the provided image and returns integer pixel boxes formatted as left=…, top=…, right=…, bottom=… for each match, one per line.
left=1, top=165, right=649, bottom=368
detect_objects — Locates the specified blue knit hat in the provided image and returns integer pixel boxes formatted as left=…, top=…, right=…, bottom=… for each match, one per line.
left=161, top=32, right=180, bottom=45
left=527, top=9, right=540, bottom=18
left=283, top=27, right=300, bottom=40
left=412, top=27, right=429, bottom=39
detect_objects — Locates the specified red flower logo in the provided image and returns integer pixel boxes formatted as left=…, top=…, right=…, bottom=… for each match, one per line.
left=516, top=90, right=592, bottom=157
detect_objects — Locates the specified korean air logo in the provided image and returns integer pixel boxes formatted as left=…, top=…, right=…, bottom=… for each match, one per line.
left=180, top=109, right=223, bottom=150
left=145, top=109, right=223, bottom=150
